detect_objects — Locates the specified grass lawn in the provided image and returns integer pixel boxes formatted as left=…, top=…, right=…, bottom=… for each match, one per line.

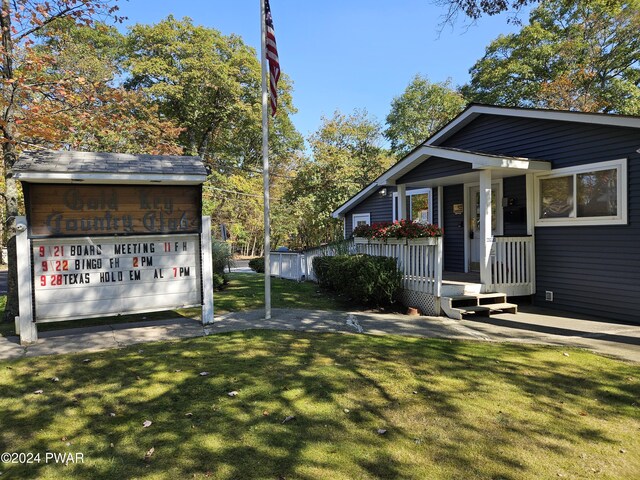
left=0, top=331, right=638, bottom=479
left=214, top=273, right=349, bottom=313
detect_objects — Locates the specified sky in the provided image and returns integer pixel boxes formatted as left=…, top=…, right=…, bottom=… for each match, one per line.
left=116, top=0, right=529, bottom=141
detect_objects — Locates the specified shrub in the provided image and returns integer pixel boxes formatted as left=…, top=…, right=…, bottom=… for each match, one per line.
left=211, top=241, right=233, bottom=289
left=314, top=254, right=402, bottom=307
left=312, top=256, right=333, bottom=288
left=212, top=241, right=234, bottom=274
left=249, top=257, right=265, bottom=273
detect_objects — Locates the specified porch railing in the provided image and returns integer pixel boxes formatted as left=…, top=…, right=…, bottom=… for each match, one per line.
left=487, top=235, right=535, bottom=296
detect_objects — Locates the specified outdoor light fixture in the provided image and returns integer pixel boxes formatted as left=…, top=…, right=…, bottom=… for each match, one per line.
left=379, top=187, right=387, bottom=197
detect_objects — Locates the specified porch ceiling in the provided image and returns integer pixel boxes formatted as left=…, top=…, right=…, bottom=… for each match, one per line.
left=380, top=145, right=550, bottom=186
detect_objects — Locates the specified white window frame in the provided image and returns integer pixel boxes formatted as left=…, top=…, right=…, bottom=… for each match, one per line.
left=351, top=213, right=371, bottom=232
left=534, top=158, right=627, bottom=227
left=392, top=188, right=433, bottom=223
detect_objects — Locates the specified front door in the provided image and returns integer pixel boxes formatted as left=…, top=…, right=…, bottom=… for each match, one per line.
left=468, top=184, right=500, bottom=272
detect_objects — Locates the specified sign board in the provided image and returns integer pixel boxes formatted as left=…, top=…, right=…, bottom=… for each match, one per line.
left=26, top=184, right=201, bottom=237
left=453, top=203, right=464, bottom=215
left=32, top=234, right=201, bottom=322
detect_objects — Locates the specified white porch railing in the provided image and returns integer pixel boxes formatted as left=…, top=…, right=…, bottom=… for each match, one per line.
left=355, top=238, right=442, bottom=297
left=488, top=236, right=535, bottom=296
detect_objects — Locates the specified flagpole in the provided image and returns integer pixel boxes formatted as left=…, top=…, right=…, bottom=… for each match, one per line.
left=260, top=0, right=271, bottom=320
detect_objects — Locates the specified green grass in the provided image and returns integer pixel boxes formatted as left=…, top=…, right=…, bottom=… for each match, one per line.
left=0, top=331, right=638, bottom=479
left=214, top=273, right=349, bottom=313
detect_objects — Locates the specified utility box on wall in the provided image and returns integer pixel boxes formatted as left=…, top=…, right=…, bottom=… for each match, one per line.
left=12, top=151, right=213, bottom=344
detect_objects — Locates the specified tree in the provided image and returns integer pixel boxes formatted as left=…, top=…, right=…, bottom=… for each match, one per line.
left=435, top=0, right=536, bottom=23
left=385, top=75, right=466, bottom=156
left=124, top=16, right=303, bottom=174
left=286, top=110, right=394, bottom=247
left=1, top=0, right=123, bottom=322
left=462, top=0, right=640, bottom=114
left=21, top=21, right=183, bottom=154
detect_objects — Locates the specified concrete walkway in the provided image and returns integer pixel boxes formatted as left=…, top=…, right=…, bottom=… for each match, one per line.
left=0, top=307, right=639, bottom=362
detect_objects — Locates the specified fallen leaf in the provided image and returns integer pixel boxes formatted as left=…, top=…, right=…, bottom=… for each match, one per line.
left=185, top=412, right=193, bottom=418
left=227, top=391, right=239, bottom=397
left=343, top=409, right=350, bottom=413
left=51, top=377, right=59, bottom=382
left=174, top=369, right=182, bottom=373
left=144, top=447, right=155, bottom=462
left=199, top=372, right=210, bottom=376
left=563, top=353, right=569, bottom=357
left=109, top=413, right=116, bottom=417
left=82, top=359, right=91, bottom=363
left=142, top=420, right=152, bottom=428
left=620, top=449, right=626, bottom=454
left=282, top=415, right=296, bottom=424
left=262, top=410, right=270, bottom=416
left=377, top=429, right=387, bottom=435
left=33, top=389, right=43, bottom=395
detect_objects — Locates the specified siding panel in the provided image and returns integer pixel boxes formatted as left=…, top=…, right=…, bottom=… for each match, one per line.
left=444, top=115, right=640, bottom=323
left=443, top=185, right=464, bottom=272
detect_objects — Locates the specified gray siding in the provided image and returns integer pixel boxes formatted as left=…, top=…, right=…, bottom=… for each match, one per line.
left=502, top=175, right=527, bottom=236
left=397, top=157, right=473, bottom=185
left=443, top=185, right=465, bottom=272
left=344, top=187, right=396, bottom=233
left=444, top=115, right=640, bottom=323
left=344, top=186, right=440, bottom=234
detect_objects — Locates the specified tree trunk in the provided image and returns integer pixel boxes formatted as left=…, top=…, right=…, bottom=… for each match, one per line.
left=1, top=0, right=19, bottom=322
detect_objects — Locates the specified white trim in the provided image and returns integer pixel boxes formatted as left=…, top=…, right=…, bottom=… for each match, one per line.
left=13, top=172, right=206, bottom=185
left=437, top=186, right=443, bottom=228
left=392, top=188, right=433, bottom=223
left=351, top=213, right=371, bottom=232
left=427, top=105, right=640, bottom=146
left=379, top=145, right=550, bottom=185
left=534, top=159, right=627, bottom=227
left=464, top=180, right=504, bottom=273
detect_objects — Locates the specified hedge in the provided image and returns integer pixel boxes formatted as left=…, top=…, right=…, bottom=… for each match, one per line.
left=312, top=254, right=402, bottom=307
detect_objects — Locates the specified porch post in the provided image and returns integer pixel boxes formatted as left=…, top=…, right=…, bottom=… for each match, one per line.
left=397, top=184, right=407, bottom=220
left=479, top=170, right=493, bottom=287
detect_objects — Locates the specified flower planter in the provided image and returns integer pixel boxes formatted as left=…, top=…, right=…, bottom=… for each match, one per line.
left=353, top=237, right=369, bottom=245
left=407, top=237, right=440, bottom=246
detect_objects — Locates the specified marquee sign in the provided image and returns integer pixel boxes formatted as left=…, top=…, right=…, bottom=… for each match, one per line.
left=26, top=184, right=201, bottom=237
left=12, top=150, right=213, bottom=345
left=32, top=234, right=202, bottom=322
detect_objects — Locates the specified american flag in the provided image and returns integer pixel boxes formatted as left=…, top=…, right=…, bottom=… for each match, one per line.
left=265, top=0, right=280, bottom=116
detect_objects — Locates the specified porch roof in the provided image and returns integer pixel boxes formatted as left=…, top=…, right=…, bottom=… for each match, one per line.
left=331, top=146, right=550, bottom=218
left=378, top=145, right=550, bottom=186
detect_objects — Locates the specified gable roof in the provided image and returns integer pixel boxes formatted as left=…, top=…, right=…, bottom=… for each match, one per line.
left=332, top=105, right=640, bottom=218
left=427, top=104, right=640, bottom=146
left=12, top=150, right=208, bottom=185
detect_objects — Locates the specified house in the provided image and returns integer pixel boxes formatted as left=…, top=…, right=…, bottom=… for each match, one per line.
left=332, top=104, right=640, bottom=323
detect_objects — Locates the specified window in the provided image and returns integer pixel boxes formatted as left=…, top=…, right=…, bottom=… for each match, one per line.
left=536, top=159, right=627, bottom=226
left=352, top=213, right=370, bottom=232
left=393, top=188, right=433, bottom=224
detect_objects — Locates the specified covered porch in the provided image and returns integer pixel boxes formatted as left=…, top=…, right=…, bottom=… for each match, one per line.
left=363, top=145, right=551, bottom=317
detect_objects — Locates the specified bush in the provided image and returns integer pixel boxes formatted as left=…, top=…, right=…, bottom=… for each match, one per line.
left=313, top=254, right=402, bottom=307
left=249, top=257, right=265, bottom=273
left=212, top=241, right=233, bottom=274
left=212, top=241, right=233, bottom=289
left=312, top=256, right=333, bottom=288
